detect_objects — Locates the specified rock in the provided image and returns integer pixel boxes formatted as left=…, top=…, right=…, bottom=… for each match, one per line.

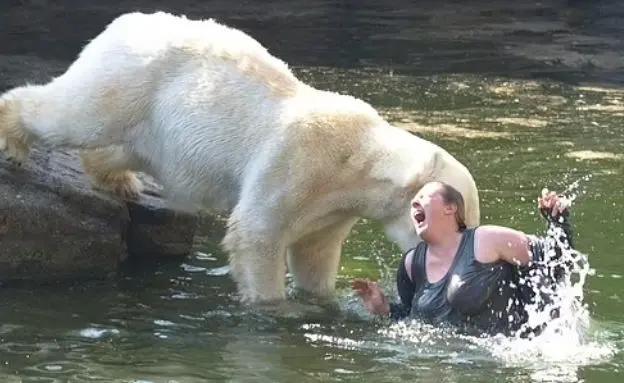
left=125, top=175, right=198, bottom=261
left=0, top=145, right=198, bottom=284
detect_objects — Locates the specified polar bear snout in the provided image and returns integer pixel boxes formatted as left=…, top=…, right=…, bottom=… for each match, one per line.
left=381, top=211, right=421, bottom=253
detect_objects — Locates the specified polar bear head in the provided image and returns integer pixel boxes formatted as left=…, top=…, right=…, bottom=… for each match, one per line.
left=364, top=126, right=481, bottom=252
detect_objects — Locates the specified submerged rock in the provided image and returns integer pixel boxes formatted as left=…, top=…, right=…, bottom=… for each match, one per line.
left=0, top=145, right=197, bottom=284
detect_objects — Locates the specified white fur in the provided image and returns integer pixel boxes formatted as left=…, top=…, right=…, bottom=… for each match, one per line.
left=0, top=11, right=481, bottom=303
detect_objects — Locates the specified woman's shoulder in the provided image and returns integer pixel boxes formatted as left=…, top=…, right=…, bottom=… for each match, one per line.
left=473, top=224, right=527, bottom=239
left=402, top=242, right=427, bottom=281
left=404, top=241, right=427, bottom=260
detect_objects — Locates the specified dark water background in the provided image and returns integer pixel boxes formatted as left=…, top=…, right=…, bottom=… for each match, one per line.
left=0, top=0, right=623, bottom=382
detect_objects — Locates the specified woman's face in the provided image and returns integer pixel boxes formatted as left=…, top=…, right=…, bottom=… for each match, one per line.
left=410, top=183, right=453, bottom=237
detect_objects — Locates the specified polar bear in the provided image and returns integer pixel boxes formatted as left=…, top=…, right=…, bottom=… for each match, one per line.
left=0, top=11, right=480, bottom=303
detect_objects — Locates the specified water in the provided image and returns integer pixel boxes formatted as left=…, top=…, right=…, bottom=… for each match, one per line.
left=1, top=0, right=624, bottom=381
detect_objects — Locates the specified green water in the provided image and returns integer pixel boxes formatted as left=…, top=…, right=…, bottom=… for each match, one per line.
left=1, top=1, right=623, bottom=382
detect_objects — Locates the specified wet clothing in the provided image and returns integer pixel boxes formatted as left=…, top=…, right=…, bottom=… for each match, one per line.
left=388, top=210, right=578, bottom=336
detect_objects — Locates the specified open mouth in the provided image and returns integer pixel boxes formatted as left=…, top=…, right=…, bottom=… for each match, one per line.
left=414, top=211, right=426, bottom=224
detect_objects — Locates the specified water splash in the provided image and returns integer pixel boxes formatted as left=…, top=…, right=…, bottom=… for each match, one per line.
left=375, top=175, right=616, bottom=376
left=507, top=177, right=592, bottom=338
left=473, top=175, right=615, bottom=372
left=560, top=174, right=593, bottom=202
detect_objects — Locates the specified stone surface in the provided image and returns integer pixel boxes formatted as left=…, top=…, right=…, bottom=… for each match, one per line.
left=0, top=145, right=198, bottom=284
left=125, top=175, right=198, bottom=261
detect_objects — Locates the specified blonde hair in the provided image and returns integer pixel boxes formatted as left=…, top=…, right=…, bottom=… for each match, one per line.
left=435, top=182, right=467, bottom=231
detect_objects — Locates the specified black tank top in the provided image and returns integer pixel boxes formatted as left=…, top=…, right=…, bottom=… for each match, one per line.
left=405, top=228, right=528, bottom=334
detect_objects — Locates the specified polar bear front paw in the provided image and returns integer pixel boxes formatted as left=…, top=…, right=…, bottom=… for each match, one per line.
left=90, top=170, right=143, bottom=200
left=0, top=99, right=31, bottom=166
left=0, top=129, right=30, bottom=166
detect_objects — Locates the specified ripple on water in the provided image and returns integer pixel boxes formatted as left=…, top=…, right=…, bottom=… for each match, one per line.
left=0, top=324, right=23, bottom=334
left=13, top=378, right=65, bottom=383
left=303, top=333, right=367, bottom=351
left=180, top=263, right=207, bottom=273
left=25, top=360, right=90, bottom=376
left=0, top=342, right=60, bottom=356
left=193, top=251, right=217, bottom=261
left=205, top=265, right=231, bottom=276
left=74, top=327, right=121, bottom=340
left=566, top=150, right=624, bottom=161
left=165, top=291, right=202, bottom=300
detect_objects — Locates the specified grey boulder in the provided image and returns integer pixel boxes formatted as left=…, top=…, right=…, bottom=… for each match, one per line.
left=0, top=145, right=197, bottom=284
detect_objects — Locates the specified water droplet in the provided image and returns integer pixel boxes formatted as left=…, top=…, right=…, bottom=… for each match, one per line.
left=206, top=266, right=231, bottom=276
left=194, top=251, right=217, bottom=261
left=154, top=320, right=176, bottom=327
left=181, top=263, right=206, bottom=273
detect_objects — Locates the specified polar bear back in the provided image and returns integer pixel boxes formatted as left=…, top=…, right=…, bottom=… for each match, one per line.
left=36, top=11, right=305, bottom=145
left=69, top=11, right=302, bottom=98
left=24, top=12, right=314, bottom=209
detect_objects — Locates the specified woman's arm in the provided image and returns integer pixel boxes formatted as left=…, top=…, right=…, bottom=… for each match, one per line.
left=389, top=249, right=417, bottom=320
left=477, top=190, right=575, bottom=266
left=352, top=248, right=417, bottom=320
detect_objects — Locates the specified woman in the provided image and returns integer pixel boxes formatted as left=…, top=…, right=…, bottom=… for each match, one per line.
left=352, top=181, right=582, bottom=336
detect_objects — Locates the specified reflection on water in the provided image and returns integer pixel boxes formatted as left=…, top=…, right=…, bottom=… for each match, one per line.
left=1, top=0, right=624, bottom=382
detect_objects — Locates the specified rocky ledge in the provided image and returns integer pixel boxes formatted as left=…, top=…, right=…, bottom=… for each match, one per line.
left=0, top=145, right=198, bottom=284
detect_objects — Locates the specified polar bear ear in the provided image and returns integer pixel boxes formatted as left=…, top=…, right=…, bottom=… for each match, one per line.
left=402, top=150, right=443, bottom=193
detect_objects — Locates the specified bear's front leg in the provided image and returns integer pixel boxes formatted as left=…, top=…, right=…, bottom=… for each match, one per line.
left=222, top=210, right=288, bottom=304
left=0, top=99, right=32, bottom=165
left=287, top=217, right=359, bottom=298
